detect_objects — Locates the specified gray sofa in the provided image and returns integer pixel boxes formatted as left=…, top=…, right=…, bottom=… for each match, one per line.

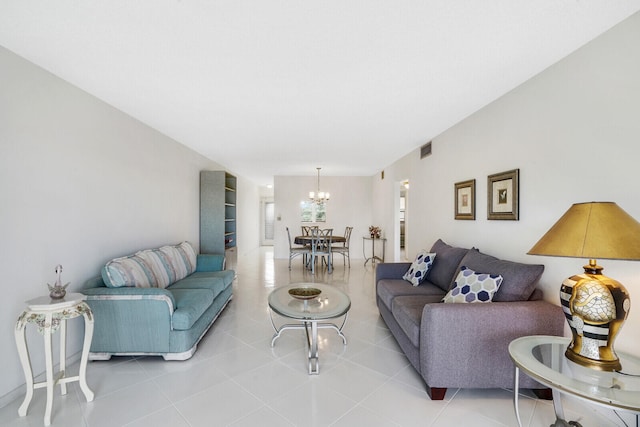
left=82, top=242, right=234, bottom=361
left=376, top=239, right=565, bottom=400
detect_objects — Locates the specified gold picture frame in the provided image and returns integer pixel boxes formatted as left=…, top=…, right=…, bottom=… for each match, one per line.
left=487, top=169, right=519, bottom=220
left=454, top=179, right=476, bottom=220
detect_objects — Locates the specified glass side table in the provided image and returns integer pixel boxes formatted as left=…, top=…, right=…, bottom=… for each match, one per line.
left=268, top=283, right=350, bottom=374
left=362, top=236, right=386, bottom=266
left=509, top=335, right=640, bottom=427
left=15, top=293, right=95, bottom=426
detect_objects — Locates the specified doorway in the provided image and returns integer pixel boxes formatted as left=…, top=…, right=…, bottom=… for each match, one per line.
left=398, top=180, right=409, bottom=261
left=261, top=198, right=274, bottom=246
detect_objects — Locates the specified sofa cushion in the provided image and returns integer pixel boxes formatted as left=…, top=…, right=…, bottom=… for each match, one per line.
left=168, top=272, right=231, bottom=299
left=102, top=242, right=199, bottom=288
left=392, top=295, right=444, bottom=348
left=159, top=241, right=197, bottom=281
left=190, top=270, right=235, bottom=287
left=428, top=239, right=470, bottom=292
left=102, top=254, right=157, bottom=288
left=171, top=288, right=214, bottom=330
left=403, top=251, right=436, bottom=286
left=178, top=241, right=198, bottom=270
left=442, top=266, right=503, bottom=303
left=377, top=279, right=446, bottom=311
left=457, top=249, right=544, bottom=302
left=136, top=249, right=176, bottom=289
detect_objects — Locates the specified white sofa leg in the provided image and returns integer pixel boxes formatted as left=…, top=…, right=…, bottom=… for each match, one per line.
left=88, top=353, right=112, bottom=361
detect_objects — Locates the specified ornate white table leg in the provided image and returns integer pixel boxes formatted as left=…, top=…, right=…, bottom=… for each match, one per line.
left=15, top=311, right=34, bottom=417
left=59, top=317, right=67, bottom=396
left=78, top=304, right=94, bottom=401
left=43, top=312, right=54, bottom=426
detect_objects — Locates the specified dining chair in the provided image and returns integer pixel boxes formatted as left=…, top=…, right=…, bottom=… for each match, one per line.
left=300, top=225, right=318, bottom=264
left=301, top=225, right=318, bottom=236
left=310, top=228, right=333, bottom=274
left=286, top=226, right=310, bottom=270
left=332, top=226, right=353, bottom=267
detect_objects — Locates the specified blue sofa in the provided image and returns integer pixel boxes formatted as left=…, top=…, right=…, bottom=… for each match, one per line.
left=82, top=242, right=234, bottom=361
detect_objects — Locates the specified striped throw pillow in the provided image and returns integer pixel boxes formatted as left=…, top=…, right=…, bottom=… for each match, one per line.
left=102, top=254, right=156, bottom=288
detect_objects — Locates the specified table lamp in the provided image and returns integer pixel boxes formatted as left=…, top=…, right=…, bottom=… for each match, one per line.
left=528, top=202, right=640, bottom=371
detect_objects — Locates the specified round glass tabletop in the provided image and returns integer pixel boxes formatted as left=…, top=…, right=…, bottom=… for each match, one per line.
left=268, top=283, right=351, bottom=321
left=509, top=335, right=640, bottom=412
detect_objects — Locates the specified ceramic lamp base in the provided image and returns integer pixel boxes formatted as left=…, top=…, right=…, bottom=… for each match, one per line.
left=565, top=347, right=621, bottom=371
left=560, top=261, right=630, bottom=372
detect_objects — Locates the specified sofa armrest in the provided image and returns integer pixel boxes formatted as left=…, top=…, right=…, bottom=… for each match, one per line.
left=196, top=254, right=226, bottom=272
left=82, top=286, right=176, bottom=313
left=376, top=262, right=411, bottom=281
left=83, top=285, right=177, bottom=353
left=419, top=300, right=565, bottom=388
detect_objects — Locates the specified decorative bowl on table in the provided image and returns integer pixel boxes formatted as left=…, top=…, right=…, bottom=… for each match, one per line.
left=288, top=287, right=322, bottom=300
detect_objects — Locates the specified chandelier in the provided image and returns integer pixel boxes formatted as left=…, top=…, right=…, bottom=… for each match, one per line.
left=309, top=167, right=330, bottom=203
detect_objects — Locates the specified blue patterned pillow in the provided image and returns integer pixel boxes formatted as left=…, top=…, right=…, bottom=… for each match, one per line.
left=403, top=251, right=436, bottom=286
left=443, top=266, right=503, bottom=303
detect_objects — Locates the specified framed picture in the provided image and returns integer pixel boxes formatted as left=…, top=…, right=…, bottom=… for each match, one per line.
left=487, top=169, right=519, bottom=220
left=454, top=179, right=475, bottom=220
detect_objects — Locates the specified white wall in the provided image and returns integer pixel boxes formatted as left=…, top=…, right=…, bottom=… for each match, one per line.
left=273, top=175, right=373, bottom=259
left=0, top=46, right=260, bottom=403
left=235, top=174, right=261, bottom=257
left=374, top=12, right=640, bottom=356
left=371, top=156, right=414, bottom=263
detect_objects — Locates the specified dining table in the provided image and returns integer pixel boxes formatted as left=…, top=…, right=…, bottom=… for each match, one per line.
left=294, top=235, right=346, bottom=245
left=294, top=234, right=346, bottom=273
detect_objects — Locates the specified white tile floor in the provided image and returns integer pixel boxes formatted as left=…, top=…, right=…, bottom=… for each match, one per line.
left=2, top=247, right=636, bottom=427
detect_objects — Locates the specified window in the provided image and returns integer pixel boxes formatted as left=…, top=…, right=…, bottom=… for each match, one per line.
left=264, top=201, right=275, bottom=240
left=300, top=201, right=326, bottom=222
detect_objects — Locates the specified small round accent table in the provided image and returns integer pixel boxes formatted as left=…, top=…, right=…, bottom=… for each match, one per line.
left=14, top=293, right=95, bottom=426
left=268, top=283, right=350, bottom=374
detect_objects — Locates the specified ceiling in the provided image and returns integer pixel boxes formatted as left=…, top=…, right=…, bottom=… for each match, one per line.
left=2, top=1, right=640, bottom=186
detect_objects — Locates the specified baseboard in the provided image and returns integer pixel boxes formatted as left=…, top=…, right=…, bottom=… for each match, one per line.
left=0, top=350, right=82, bottom=409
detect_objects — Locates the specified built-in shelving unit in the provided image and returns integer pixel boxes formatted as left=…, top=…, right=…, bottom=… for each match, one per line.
left=200, top=171, right=237, bottom=270
left=224, top=175, right=237, bottom=251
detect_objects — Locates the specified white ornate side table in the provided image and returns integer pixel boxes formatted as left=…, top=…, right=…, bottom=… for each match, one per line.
left=14, top=293, right=95, bottom=426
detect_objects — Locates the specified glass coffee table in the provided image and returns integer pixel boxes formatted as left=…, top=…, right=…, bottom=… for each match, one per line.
left=509, top=335, right=640, bottom=427
left=268, top=283, right=350, bottom=374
